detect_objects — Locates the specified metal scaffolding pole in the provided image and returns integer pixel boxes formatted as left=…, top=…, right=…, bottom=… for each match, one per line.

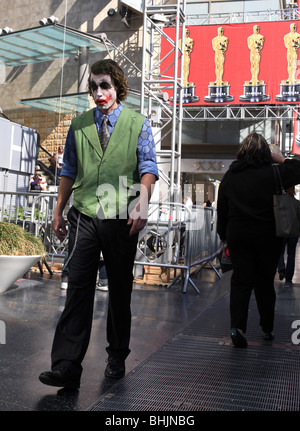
left=141, top=0, right=186, bottom=204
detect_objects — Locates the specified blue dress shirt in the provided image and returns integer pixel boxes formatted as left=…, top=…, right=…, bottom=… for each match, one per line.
left=61, top=104, right=159, bottom=180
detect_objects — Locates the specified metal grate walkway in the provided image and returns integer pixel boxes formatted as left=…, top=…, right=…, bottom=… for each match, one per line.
left=88, top=285, right=300, bottom=411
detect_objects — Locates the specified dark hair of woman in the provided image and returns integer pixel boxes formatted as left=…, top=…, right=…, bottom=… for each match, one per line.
left=87, top=59, right=130, bottom=101
left=236, top=132, right=273, bottom=166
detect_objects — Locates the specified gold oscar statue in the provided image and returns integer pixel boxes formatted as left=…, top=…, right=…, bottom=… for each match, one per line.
left=283, top=23, right=300, bottom=85
left=205, top=27, right=233, bottom=102
left=246, top=25, right=265, bottom=85
left=211, top=27, right=229, bottom=86
left=276, top=23, right=300, bottom=101
left=180, top=28, right=194, bottom=87
left=240, top=25, right=269, bottom=102
left=177, top=28, right=199, bottom=103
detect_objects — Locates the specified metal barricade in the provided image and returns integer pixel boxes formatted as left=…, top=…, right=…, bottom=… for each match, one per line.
left=29, top=193, right=69, bottom=257
left=0, top=190, right=37, bottom=226
left=0, top=191, right=51, bottom=230
left=0, top=190, right=60, bottom=275
left=0, top=190, right=65, bottom=256
left=0, top=192, right=223, bottom=292
left=186, top=205, right=223, bottom=280
left=135, top=202, right=222, bottom=293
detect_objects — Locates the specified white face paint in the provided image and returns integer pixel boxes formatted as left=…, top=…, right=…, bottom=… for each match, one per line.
left=90, top=73, right=118, bottom=114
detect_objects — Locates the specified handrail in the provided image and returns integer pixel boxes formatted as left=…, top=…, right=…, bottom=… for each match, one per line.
left=36, top=160, right=56, bottom=182
left=38, top=143, right=53, bottom=159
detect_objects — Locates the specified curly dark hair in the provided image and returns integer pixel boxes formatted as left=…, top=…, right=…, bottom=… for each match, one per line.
left=87, top=59, right=129, bottom=101
left=236, top=132, right=273, bottom=166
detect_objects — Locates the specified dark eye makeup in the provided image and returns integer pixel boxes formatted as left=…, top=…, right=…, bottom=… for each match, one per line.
left=91, top=81, right=112, bottom=91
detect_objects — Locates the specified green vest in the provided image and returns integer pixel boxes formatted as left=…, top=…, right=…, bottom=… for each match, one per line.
left=71, top=107, right=145, bottom=219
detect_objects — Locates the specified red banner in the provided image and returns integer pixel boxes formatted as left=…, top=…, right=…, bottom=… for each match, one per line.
left=292, top=111, right=300, bottom=155
left=161, top=21, right=300, bottom=105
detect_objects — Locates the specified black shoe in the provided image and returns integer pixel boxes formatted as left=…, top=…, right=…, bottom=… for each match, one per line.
left=279, top=270, right=285, bottom=281
left=39, top=369, right=80, bottom=389
left=231, top=328, right=248, bottom=347
left=262, top=331, right=274, bottom=341
left=104, top=357, right=125, bottom=379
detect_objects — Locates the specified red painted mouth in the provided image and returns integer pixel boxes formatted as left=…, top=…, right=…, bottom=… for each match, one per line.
left=95, top=98, right=108, bottom=105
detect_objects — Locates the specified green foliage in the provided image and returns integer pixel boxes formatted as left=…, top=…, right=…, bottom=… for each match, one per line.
left=0, top=222, right=45, bottom=256
left=1, top=206, right=40, bottom=221
left=14, top=206, right=40, bottom=220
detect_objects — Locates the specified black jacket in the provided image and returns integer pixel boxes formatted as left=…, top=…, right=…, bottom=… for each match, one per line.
left=217, top=159, right=300, bottom=241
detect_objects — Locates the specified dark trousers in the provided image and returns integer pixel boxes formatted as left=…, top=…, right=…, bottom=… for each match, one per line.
left=228, top=232, right=283, bottom=334
left=278, top=237, right=299, bottom=282
left=98, top=260, right=107, bottom=280
left=51, top=207, right=138, bottom=376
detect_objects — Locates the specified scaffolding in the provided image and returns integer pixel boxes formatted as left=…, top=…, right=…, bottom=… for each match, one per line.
left=186, top=6, right=300, bottom=26
left=141, top=0, right=186, bottom=204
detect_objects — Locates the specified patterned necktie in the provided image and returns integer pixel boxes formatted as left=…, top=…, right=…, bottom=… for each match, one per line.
left=99, top=116, right=110, bottom=153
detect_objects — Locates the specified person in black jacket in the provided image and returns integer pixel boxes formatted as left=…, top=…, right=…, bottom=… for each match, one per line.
left=277, top=186, right=300, bottom=286
left=217, top=133, right=300, bottom=347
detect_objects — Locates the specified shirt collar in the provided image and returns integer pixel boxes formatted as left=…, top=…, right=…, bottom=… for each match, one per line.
left=94, top=103, right=123, bottom=127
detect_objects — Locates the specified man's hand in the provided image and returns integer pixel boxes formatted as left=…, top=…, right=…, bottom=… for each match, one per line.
left=53, top=210, right=68, bottom=242
left=52, top=176, right=74, bottom=241
left=127, top=173, right=156, bottom=236
left=127, top=202, right=147, bottom=236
